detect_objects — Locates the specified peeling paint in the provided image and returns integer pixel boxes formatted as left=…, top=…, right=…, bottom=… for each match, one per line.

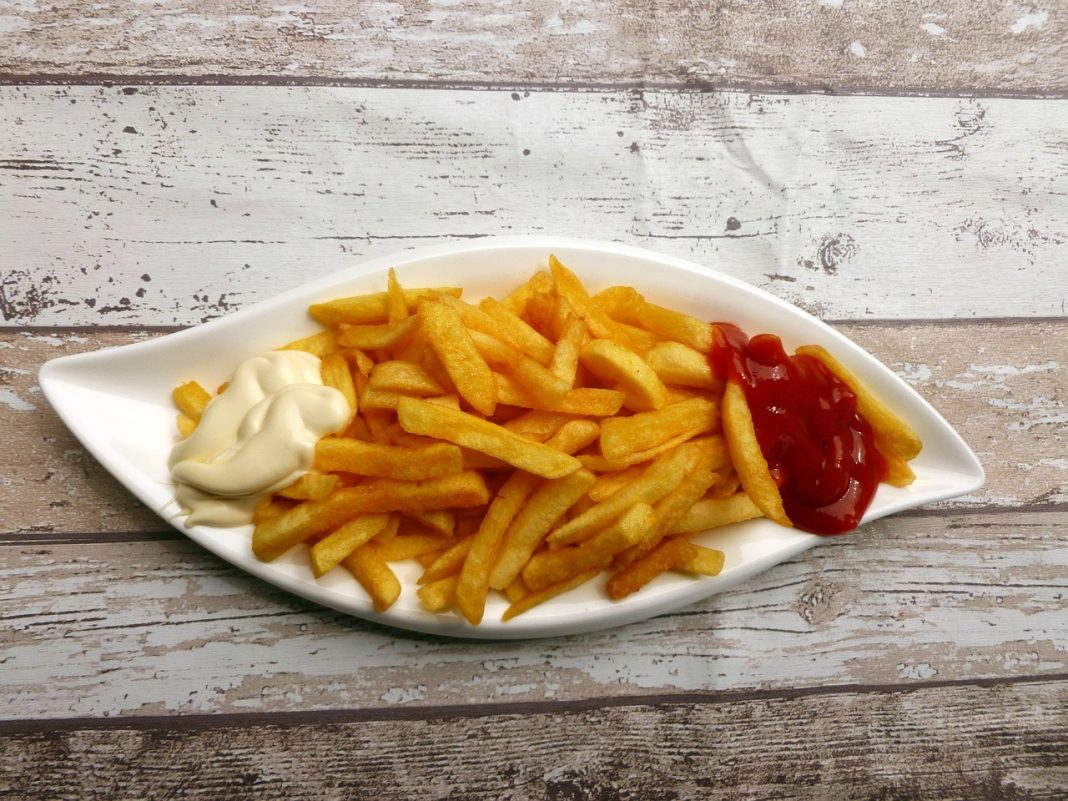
left=1011, top=12, right=1048, bottom=34
left=0, top=388, right=36, bottom=411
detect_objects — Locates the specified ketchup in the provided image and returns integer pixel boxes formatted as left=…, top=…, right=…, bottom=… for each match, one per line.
left=710, top=323, right=886, bottom=535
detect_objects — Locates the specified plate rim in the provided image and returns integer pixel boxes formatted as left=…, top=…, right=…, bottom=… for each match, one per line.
left=39, top=235, right=985, bottom=640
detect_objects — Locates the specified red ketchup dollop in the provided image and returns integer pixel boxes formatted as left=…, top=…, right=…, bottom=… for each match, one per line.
left=710, top=323, right=886, bottom=535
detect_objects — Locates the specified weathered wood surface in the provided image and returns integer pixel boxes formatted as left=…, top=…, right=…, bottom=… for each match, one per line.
left=4, top=679, right=1067, bottom=800
left=5, top=321, right=1064, bottom=534
left=3, top=508, right=1065, bottom=718
left=1, top=1, right=1066, bottom=96
left=4, top=9, right=1068, bottom=797
left=4, top=86, right=1068, bottom=325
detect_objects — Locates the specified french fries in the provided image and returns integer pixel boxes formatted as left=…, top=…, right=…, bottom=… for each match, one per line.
left=173, top=255, right=921, bottom=624
left=397, top=397, right=581, bottom=479
left=721, top=381, right=791, bottom=528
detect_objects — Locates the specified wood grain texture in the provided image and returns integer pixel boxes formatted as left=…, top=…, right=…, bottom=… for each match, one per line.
left=5, top=321, right=1064, bottom=534
left=3, top=680, right=1067, bottom=800
left=4, top=509, right=1065, bottom=719
left=3, top=86, right=1068, bottom=325
left=1, top=1, right=1066, bottom=96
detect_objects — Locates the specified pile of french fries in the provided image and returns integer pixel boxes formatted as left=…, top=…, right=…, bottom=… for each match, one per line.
left=172, top=255, right=919, bottom=624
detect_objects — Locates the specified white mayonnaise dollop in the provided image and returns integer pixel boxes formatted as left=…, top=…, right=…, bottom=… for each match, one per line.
left=169, top=350, right=349, bottom=527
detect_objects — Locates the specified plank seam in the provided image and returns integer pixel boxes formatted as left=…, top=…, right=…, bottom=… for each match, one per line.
left=2, top=73, right=1068, bottom=100
left=4, top=316, right=1068, bottom=337
left=1, top=671, right=1065, bottom=735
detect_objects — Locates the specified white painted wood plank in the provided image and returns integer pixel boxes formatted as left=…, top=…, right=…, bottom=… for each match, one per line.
left=0, top=1, right=1065, bottom=95
left=6, top=321, right=1064, bottom=534
left=3, top=86, right=1068, bottom=324
left=2, top=511, right=1065, bottom=719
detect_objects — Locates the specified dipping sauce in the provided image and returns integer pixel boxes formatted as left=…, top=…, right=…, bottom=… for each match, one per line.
left=169, top=350, right=349, bottom=527
left=710, top=323, right=887, bottom=535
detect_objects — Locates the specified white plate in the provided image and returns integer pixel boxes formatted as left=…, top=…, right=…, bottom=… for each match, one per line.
left=39, top=237, right=984, bottom=639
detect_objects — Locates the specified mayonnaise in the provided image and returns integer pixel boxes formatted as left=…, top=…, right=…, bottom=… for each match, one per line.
left=170, top=350, right=350, bottom=527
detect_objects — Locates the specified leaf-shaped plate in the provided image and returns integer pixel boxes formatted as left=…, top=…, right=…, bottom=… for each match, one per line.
left=39, top=237, right=984, bottom=639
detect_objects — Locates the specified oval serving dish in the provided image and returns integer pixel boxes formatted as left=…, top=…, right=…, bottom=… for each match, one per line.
left=39, top=237, right=984, bottom=639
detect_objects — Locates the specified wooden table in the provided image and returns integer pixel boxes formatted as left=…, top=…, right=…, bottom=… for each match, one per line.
left=3, top=3, right=1067, bottom=798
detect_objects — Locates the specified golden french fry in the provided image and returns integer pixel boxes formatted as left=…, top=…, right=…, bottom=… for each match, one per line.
left=176, top=413, right=197, bottom=438
left=434, top=293, right=555, bottom=367
left=460, top=448, right=512, bottom=470
left=386, top=268, right=409, bottom=323
left=592, top=285, right=644, bottom=318
left=502, top=270, right=553, bottom=315
left=502, top=410, right=579, bottom=441
left=368, top=360, right=445, bottom=396
left=252, top=495, right=297, bottom=526
left=549, top=255, right=634, bottom=348
left=489, top=468, right=596, bottom=590
left=470, top=330, right=570, bottom=404
left=420, top=299, right=497, bottom=416
left=478, top=297, right=555, bottom=365
left=397, top=397, right=581, bottom=479
left=548, top=441, right=701, bottom=546
left=523, top=502, right=656, bottom=591
left=408, top=509, right=455, bottom=537
left=419, top=534, right=474, bottom=584
left=172, top=381, right=211, bottom=421
left=599, top=397, right=719, bottom=461
left=638, top=452, right=720, bottom=550
left=494, top=374, right=625, bottom=417
left=309, top=513, right=391, bottom=577
left=646, top=341, right=723, bottom=391
left=346, top=348, right=376, bottom=377
left=579, top=339, right=667, bottom=412
left=502, top=568, right=600, bottom=621
left=634, top=302, right=712, bottom=353
left=503, top=576, right=528, bottom=604
left=523, top=291, right=557, bottom=339
left=416, top=548, right=446, bottom=567
left=549, top=313, right=586, bottom=387
left=588, top=464, right=646, bottom=502
left=721, top=380, right=791, bottom=527
left=252, top=471, right=490, bottom=561
left=336, top=316, right=419, bottom=350
left=580, top=431, right=729, bottom=474
left=276, top=471, right=341, bottom=501
left=358, top=388, right=404, bottom=412
left=676, top=545, right=725, bottom=576
left=664, top=387, right=702, bottom=404
left=616, top=476, right=716, bottom=566
left=376, top=532, right=457, bottom=562
left=456, top=471, right=540, bottom=624
left=310, top=287, right=460, bottom=327
left=880, top=447, right=917, bottom=487
left=315, top=437, right=463, bottom=480
left=668, top=493, right=764, bottom=535
left=615, top=322, right=659, bottom=353
left=343, top=543, right=401, bottom=611
left=321, top=352, right=357, bottom=418
left=606, top=537, right=697, bottom=600
left=281, top=330, right=339, bottom=358
left=374, top=514, right=401, bottom=543
left=795, top=344, right=923, bottom=461
left=545, top=419, right=601, bottom=455
left=418, top=575, right=458, bottom=612
left=708, top=471, right=741, bottom=499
